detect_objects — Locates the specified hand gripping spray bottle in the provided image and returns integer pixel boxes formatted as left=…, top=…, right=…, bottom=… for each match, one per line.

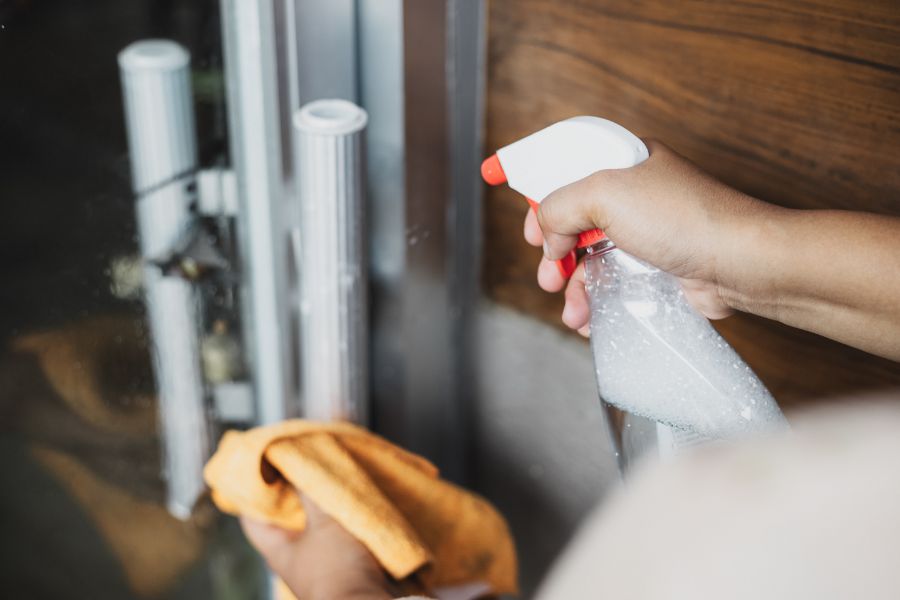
left=482, top=117, right=787, bottom=469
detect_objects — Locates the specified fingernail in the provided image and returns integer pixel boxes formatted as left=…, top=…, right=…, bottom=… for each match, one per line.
left=543, top=240, right=552, bottom=259
left=578, top=325, right=591, bottom=338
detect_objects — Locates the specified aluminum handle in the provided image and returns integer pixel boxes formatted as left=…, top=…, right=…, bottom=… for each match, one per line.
left=118, top=39, right=209, bottom=519
left=292, top=99, right=369, bottom=422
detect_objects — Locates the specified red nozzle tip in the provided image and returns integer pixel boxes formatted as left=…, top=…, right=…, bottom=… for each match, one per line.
left=481, top=154, right=507, bottom=186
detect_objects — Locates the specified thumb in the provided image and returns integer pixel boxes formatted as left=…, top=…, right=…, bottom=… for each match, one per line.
left=240, top=494, right=325, bottom=571
left=300, top=492, right=329, bottom=529
left=240, top=516, right=298, bottom=572
left=536, top=171, right=613, bottom=261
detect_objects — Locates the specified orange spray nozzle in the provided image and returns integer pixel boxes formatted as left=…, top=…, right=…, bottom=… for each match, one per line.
left=480, top=154, right=507, bottom=186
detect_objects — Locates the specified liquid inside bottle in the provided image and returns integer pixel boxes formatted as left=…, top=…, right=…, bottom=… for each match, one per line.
left=584, top=239, right=786, bottom=441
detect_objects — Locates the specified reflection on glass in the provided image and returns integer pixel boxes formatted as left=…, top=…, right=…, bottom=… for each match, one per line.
left=0, top=1, right=261, bottom=597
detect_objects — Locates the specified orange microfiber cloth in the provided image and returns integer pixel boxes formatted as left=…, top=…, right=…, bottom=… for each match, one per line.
left=204, top=420, right=517, bottom=596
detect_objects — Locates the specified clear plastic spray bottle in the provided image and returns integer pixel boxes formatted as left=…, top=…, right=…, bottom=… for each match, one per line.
left=482, top=117, right=786, bottom=469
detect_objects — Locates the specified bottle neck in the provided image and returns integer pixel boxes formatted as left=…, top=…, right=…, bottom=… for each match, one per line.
left=584, top=237, right=617, bottom=257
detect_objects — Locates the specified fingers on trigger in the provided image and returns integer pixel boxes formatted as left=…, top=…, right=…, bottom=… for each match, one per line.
left=561, top=264, right=590, bottom=331
left=537, top=257, right=567, bottom=292
left=300, top=493, right=330, bottom=529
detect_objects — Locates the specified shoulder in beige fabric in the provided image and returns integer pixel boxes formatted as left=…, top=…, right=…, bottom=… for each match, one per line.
left=537, top=398, right=900, bottom=600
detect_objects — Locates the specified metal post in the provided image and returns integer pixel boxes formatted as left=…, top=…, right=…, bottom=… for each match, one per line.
left=118, top=40, right=209, bottom=519
left=292, top=99, right=369, bottom=422
left=359, top=0, right=486, bottom=480
left=215, top=0, right=485, bottom=479
left=220, top=0, right=296, bottom=424
left=445, top=0, right=488, bottom=481
left=290, top=0, right=358, bottom=105
left=357, top=0, right=408, bottom=448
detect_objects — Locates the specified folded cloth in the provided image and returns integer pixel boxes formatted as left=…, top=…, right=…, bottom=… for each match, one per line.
left=204, top=420, right=517, bottom=596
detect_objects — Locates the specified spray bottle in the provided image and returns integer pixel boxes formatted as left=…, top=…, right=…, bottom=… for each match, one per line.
left=482, top=117, right=786, bottom=468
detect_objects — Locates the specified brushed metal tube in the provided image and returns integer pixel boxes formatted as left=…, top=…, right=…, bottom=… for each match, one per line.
left=220, top=0, right=295, bottom=424
left=118, top=40, right=208, bottom=519
left=292, top=99, right=368, bottom=423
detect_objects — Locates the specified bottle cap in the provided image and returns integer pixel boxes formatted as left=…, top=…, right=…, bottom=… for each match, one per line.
left=577, top=229, right=607, bottom=248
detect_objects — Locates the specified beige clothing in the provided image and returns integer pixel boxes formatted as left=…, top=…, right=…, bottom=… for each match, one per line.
left=399, top=399, right=900, bottom=599
left=537, top=400, right=900, bottom=599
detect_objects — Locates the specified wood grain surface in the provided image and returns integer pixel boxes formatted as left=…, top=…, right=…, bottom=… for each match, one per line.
left=483, top=0, right=900, bottom=409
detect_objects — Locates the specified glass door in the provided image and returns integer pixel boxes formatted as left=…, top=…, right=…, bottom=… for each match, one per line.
left=0, top=2, right=261, bottom=597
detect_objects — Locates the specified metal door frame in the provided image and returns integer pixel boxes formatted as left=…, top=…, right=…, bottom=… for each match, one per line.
left=219, top=0, right=486, bottom=477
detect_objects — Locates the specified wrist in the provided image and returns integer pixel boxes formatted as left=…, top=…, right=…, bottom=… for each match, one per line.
left=714, top=197, right=790, bottom=318
left=301, top=568, right=395, bottom=600
left=309, top=584, right=393, bottom=600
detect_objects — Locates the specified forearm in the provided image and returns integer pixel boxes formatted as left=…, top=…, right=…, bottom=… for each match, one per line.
left=720, top=205, right=900, bottom=360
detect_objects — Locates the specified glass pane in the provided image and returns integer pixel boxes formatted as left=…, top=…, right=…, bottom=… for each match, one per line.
left=0, top=2, right=261, bottom=597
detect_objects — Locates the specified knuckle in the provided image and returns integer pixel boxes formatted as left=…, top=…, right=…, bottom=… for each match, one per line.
left=588, top=168, right=618, bottom=188
left=536, top=199, right=558, bottom=230
left=642, top=137, right=666, bottom=155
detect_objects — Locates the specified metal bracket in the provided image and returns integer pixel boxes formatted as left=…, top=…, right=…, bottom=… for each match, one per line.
left=211, top=381, right=255, bottom=423
left=197, top=167, right=239, bottom=217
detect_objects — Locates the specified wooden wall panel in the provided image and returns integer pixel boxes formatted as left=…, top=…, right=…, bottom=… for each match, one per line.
left=483, top=0, right=900, bottom=409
